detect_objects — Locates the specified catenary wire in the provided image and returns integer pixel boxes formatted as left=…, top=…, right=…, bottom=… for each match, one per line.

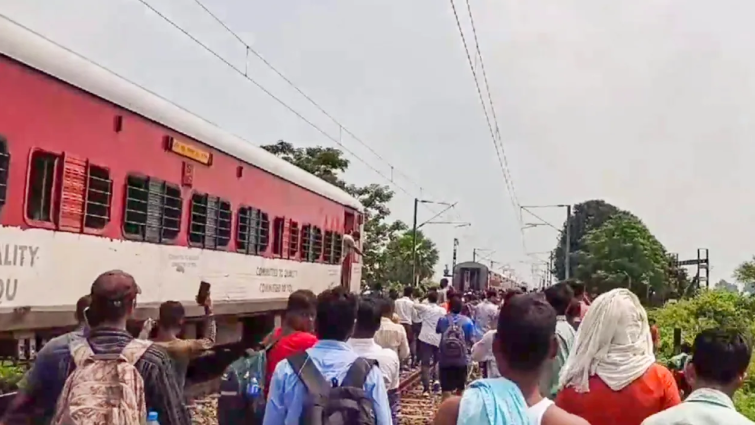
left=448, top=0, right=519, bottom=215
left=189, top=0, right=434, bottom=194
left=132, top=0, right=450, bottom=210
left=463, top=0, right=520, bottom=208
left=449, top=0, right=535, bottom=280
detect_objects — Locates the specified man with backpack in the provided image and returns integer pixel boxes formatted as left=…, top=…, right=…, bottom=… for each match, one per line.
left=348, top=296, right=401, bottom=425
left=218, top=290, right=317, bottom=425
left=2, top=270, right=190, bottom=425
left=263, top=286, right=391, bottom=425
left=435, top=295, right=476, bottom=401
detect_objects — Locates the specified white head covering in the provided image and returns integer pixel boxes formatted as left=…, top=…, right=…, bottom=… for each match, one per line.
left=558, top=288, right=655, bottom=393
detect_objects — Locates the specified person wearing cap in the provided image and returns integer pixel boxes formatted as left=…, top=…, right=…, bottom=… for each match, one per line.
left=1, top=270, right=191, bottom=425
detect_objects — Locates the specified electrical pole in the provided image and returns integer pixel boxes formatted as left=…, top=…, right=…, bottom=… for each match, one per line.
left=452, top=238, right=459, bottom=270
left=472, top=248, right=476, bottom=262
left=411, top=198, right=418, bottom=286
left=565, top=204, right=572, bottom=280
left=410, top=199, right=462, bottom=286
left=548, top=251, right=554, bottom=286
left=521, top=204, right=571, bottom=281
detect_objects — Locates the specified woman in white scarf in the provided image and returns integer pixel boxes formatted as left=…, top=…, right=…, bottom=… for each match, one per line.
left=554, top=288, right=681, bottom=425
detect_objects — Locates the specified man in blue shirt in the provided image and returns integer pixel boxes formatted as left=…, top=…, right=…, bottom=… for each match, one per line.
left=435, top=294, right=476, bottom=400
left=264, top=286, right=392, bottom=425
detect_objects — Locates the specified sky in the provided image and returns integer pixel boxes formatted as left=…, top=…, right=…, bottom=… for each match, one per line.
left=3, top=0, right=755, bottom=286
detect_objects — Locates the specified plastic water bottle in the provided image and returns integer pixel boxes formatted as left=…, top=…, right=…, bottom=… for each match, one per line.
left=146, top=411, right=159, bottom=425
left=246, top=377, right=261, bottom=399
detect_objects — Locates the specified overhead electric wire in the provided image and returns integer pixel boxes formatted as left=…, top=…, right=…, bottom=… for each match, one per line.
left=190, top=0, right=430, bottom=194
left=132, top=0, right=455, bottom=215
left=448, top=0, right=520, bottom=215
left=449, top=0, right=535, bottom=280
left=463, top=0, right=520, bottom=208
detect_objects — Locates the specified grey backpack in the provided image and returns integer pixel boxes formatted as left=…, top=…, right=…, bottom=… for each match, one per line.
left=439, top=314, right=468, bottom=367
left=287, top=353, right=377, bottom=425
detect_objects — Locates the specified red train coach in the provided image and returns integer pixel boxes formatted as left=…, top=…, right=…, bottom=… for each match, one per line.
left=0, top=16, right=364, bottom=357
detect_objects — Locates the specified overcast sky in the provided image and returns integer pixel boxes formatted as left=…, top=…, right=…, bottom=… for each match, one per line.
left=3, top=0, right=755, bottom=286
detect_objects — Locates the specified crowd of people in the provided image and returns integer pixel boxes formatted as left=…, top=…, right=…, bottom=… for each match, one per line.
left=1, top=270, right=754, bottom=425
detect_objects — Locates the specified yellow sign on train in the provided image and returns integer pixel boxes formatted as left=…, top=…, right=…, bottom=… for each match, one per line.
left=169, top=138, right=213, bottom=165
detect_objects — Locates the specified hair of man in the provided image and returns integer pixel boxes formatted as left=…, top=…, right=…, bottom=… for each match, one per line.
left=544, top=282, right=574, bottom=316
left=354, top=295, right=383, bottom=337
left=315, top=286, right=358, bottom=341
left=690, top=328, right=752, bottom=390
left=495, top=293, right=557, bottom=372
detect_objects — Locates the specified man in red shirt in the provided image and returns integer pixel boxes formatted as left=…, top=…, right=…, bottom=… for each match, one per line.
left=263, top=290, right=318, bottom=398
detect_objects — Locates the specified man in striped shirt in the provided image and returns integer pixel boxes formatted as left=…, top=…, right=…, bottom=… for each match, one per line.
left=2, top=270, right=190, bottom=425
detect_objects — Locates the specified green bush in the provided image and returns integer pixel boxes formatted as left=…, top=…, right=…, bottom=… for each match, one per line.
left=650, top=289, right=755, bottom=418
left=0, top=362, right=25, bottom=393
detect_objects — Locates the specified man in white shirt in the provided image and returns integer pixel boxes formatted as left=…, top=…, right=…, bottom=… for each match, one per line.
left=471, top=329, right=500, bottom=379
left=413, top=290, right=447, bottom=395
left=642, top=329, right=755, bottom=425
left=473, top=289, right=500, bottom=378
left=474, top=289, right=500, bottom=334
left=349, top=296, right=401, bottom=425
left=394, top=286, right=416, bottom=368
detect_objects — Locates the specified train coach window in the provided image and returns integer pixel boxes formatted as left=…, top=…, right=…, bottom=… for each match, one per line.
left=189, top=193, right=232, bottom=249
left=27, top=151, right=58, bottom=223
left=84, top=165, right=112, bottom=229
left=237, top=206, right=269, bottom=255
left=288, top=220, right=299, bottom=258
left=312, top=226, right=323, bottom=262
left=0, top=136, right=10, bottom=211
left=123, top=175, right=182, bottom=243
left=301, top=224, right=313, bottom=262
left=323, top=231, right=334, bottom=263
left=272, top=217, right=285, bottom=257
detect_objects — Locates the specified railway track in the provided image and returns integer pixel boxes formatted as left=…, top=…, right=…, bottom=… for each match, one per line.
left=399, top=368, right=436, bottom=425
left=398, top=364, right=482, bottom=424
left=187, top=366, right=435, bottom=424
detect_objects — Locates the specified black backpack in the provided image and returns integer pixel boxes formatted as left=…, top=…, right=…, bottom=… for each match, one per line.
left=287, top=352, right=378, bottom=425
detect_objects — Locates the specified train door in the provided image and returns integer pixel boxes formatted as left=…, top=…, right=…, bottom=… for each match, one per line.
left=470, top=269, right=481, bottom=291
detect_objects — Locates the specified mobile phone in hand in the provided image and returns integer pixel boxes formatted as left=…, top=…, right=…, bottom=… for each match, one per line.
left=196, top=281, right=211, bottom=306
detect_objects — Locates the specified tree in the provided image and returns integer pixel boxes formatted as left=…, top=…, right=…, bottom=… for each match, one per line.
left=382, top=229, right=439, bottom=285
left=552, top=200, right=622, bottom=280
left=350, top=183, right=407, bottom=288
left=261, top=141, right=438, bottom=290
left=261, top=140, right=349, bottom=189
left=735, top=257, right=755, bottom=295
left=575, top=213, right=668, bottom=303
left=715, top=279, right=739, bottom=293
